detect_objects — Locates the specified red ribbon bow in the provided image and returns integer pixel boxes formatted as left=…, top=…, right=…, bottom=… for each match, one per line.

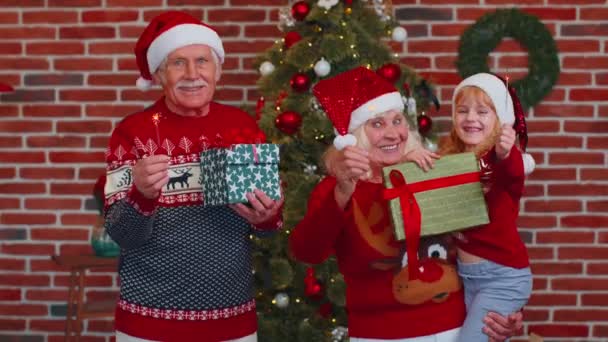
left=383, top=170, right=423, bottom=280
left=383, top=168, right=482, bottom=280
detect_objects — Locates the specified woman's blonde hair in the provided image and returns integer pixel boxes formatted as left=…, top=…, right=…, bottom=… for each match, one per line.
left=321, top=109, right=423, bottom=176
left=348, top=109, right=422, bottom=178
left=439, top=86, right=501, bottom=158
left=351, top=109, right=422, bottom=155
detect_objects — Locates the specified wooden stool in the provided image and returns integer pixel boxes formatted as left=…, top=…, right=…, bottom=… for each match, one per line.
left=52, top=254, right=118, bottom=341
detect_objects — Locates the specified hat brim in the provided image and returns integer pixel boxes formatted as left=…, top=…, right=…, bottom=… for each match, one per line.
left=147, top=23, right=225, bottom=74
left=349, top=91, right=404, bottom=131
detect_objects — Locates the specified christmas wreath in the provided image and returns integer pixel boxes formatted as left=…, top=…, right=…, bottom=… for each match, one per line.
left=456, top=8, right=560, bottom=109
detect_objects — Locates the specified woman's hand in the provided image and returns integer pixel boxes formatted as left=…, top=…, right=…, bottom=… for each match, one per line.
left=327, top=146, right=371, bottom=208
left=324, top=146, right=370, bottom=178
left=404, top=148, right=440, bottom=172
left=484, top=311, right=524, bottom=342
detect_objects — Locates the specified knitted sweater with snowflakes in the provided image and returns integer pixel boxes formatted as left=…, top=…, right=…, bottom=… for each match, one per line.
left=104, top=98, right=281, bottom=341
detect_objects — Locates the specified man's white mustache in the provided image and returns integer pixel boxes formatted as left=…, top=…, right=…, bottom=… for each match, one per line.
left=176, top=80, right=208, bottom=88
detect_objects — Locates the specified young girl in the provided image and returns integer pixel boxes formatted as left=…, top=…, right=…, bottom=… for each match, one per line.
left=443, top=73, right=534, bottom=342
left=291, top=67, right=523, bottom=342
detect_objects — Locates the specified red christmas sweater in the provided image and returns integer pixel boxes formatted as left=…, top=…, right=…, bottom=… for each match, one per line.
left=104, top=98, right=281, bottom=341
left=454, top=146, right=530, bottom=268
left=289, top=178, right=466, bottom=339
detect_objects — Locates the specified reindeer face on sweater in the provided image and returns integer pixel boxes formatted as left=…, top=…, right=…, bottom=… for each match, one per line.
left=353, top=199, right=462, bottom=306
left=391, top=236, right=461, bottom=305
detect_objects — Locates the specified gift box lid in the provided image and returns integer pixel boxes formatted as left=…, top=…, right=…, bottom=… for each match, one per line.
left=383, top=152, right=489, bottom=239
left=224, top=144, right=279, bottom=165
left=384, top=152, right=480, bottom=183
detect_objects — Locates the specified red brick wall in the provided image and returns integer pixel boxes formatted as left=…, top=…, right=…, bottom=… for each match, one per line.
left=0, top=0, right=606, bottom=340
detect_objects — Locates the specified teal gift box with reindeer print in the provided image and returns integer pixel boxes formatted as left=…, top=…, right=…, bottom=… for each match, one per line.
left=200, top=143, right=281, bottom=206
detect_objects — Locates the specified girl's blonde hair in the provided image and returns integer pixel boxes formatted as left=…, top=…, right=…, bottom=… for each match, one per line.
left=439, top=86, right=501, bottom=158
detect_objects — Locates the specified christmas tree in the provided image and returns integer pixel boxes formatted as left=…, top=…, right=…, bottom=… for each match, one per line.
left=251, top=1, right=438, bottom=340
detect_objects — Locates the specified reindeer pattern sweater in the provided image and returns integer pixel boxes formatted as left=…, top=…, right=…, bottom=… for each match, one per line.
left=104, top=98, right=281, bottom=341
left=289, top=178, right=466, bottom=339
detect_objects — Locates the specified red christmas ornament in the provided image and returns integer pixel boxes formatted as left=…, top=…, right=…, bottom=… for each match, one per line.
left=291, top=1, right=310, bottom=21
left=377, top=63, right=401, bottom=84
left=290, top=73, right=310, bottom=92
left=304, top=267, right=315, bottom=284
left=343, top=0, right=353, bottom=5
left=255, top=130, right=266, bottom=143
left=305, top=283, right=323, bottom=298
left=275, top=111, right=302, bottom=135
left=284, top=31, right=302, bottom=49
left=417, top=113, right=433, bottom=135
left=303, top=267, right=324, bottom=300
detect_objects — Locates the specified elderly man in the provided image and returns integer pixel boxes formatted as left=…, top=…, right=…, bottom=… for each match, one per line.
left=104, top=11, right=283, bottom=342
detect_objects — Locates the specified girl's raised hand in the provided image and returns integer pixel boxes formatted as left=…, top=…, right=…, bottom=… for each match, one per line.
left=496, top=124, right=516, bottom=160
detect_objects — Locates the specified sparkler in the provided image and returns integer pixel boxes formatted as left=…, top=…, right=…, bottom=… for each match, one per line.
left=152, top=113, right=161, bottom=145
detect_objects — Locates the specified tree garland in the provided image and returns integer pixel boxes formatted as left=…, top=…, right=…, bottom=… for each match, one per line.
left=456, top=8, right=560, bottom=109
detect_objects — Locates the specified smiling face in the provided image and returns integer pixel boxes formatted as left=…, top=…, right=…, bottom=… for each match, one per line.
left=154, top=44, right=220, bottom=117
left=362, top=110, right=409, bottom=167
left=453, top=86, right=499, bottom=152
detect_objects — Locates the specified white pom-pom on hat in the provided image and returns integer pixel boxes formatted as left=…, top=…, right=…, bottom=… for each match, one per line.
left=522, top=152, right=535, bottom=175
left=136, top=77, right=152, bottom=91
left=334, top=134, right=357, bottom=150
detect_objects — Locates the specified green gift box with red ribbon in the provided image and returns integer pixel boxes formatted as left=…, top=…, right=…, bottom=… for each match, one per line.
left=382, top=152, right=489, bottom=241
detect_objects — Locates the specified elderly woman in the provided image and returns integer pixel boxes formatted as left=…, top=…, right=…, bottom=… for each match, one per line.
left=289, top=67, right=522, bottom=342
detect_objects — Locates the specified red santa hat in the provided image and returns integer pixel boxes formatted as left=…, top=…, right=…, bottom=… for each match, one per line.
left=312, top=66, right=404, bottom=150
left=134, top=11, right=225, bottom=91
left=453, top=72, right=535, bottom=175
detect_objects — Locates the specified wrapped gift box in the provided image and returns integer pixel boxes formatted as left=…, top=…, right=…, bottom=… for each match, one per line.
left=200, top=143, right=281, bottom=206
left=382, top=152, right=489, bottom=240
